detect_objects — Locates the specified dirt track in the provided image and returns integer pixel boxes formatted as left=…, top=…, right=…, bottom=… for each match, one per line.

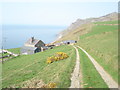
left=77, top=46, right=118, bottom=88
left=69, top=46, right=81, bottom=88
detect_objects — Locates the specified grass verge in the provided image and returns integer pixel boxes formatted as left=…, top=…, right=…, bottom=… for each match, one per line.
left=78, top=48, right=108, bottom=88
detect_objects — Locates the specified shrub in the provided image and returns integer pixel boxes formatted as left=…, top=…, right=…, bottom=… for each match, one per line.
left=46, top=52, right=69, bottom=64
left=41, top=82, right=57, bottom=88
left=55, top=52, right=69, bottom=60
left=48, top=83, right=57, bottom=88
left=46, top=59, right=52, bottom=64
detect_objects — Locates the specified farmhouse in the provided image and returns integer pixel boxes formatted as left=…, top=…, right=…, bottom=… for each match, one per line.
left=21, top=37, right=45, bottom=55
left=61, top=40, right=77, bottom=45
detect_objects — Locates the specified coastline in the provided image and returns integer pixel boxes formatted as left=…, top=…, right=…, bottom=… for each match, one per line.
left=51, top=34, right=62, bottom=44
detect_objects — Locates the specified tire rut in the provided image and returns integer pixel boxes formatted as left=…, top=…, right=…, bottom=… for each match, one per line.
left=77, top=46, right=118, bottom=88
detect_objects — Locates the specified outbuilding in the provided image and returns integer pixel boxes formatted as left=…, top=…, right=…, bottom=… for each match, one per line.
left=61, top=40, right=77, bottom=45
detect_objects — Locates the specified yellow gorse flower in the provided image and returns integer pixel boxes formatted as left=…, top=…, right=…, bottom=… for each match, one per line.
left=46, top=59, right=52, bottom=64
left=46, top=52, right=69, bottom=64
left=41, top=82, right=57, bottom=88
left=48, top=83, right=57, bottom=88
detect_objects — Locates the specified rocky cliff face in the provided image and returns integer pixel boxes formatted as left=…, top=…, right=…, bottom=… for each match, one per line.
left=68, top=12, right=118, bottom=31
left=58, top=12, right=118, bottom=38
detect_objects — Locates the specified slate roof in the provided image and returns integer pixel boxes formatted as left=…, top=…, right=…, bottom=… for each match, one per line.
left=21, top=46, right=37, bottom=50
left=25, top=37, right=40, bottom=45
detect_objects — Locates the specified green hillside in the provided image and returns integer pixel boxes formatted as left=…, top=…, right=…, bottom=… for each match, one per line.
left=7, top=48, right=20, bottom=54
left=78, top=48, right=108, bottom=88
left=2, top=45, right=76, bottom=88
left=58, top=20, right=118, bottom=83
left=78, top=22, right=118, bottom=82
left=94, top=20, right=118, bottom=24
left=2, top=20, right=118, bottom=88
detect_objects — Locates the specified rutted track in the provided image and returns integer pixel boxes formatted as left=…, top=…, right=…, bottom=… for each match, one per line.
left=77, top=46, right=118, bottom=88
left=69, top=46, right=81, bottom=88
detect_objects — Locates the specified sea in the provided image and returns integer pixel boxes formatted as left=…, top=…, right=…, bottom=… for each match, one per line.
left=2, top=25, right=66, bottom=49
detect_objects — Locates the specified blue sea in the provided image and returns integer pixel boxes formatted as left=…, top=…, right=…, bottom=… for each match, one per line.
left=2, top=25, right=66, bottom=49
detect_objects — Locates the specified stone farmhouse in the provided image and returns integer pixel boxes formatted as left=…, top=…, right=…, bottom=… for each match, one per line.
left=21, top=37, right=45, bottom=55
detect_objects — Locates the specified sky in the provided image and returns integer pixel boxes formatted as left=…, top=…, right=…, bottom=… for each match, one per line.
left=1, top=0, right=118, bottom=26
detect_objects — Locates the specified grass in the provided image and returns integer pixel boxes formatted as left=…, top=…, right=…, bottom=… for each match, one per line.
left=57, top=20, right=118, bottom=83
left=78, top=48, right=108, bottom=88
left=0, top=48, right=20, bottom=61
left=2, top=45, right=76, bottom=88
left=80, top=25, right=118, bottom=39
left=7, top=48, right=20, bottom=54
left=0, top=53, right=9, bottom=57
left=78, top=22, right=118, bottom=82
left=0, top=53, right=10, bottom=61
left=54, top=23, right=94, bottom=43
left=88, top=52, right=118, bottom=83
left=94, top=20, right=118, bottom=24
left=0, top=48, right=20, bottom=62
left=0, top=52, right=17, bottom=61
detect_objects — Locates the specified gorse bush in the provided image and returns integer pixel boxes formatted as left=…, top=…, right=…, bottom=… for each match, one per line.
left=41, top=83, right=57, bottom=88
left=55, top=52, right=68, bottom=59
left=47, top=52, right=69, bottom=64
left=48, top=83, right=57, bottom=88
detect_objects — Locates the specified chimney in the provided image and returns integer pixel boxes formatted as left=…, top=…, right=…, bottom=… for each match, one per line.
left=31, top=37, right=34, bottom=43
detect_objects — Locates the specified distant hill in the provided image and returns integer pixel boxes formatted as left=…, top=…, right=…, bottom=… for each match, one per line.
left=53, top=13, right=118, bottom=83
left=56, top=12, right=118, bottom=40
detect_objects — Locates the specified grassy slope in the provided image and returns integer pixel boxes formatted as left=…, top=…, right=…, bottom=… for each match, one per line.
left=78, top=48, right=108, bottom=88
left=94, top=20, right=118, bottom=24
left=2, top=45, right=76, bottom=88
left=58, top=20, right=118, bottom=82
left=78, top=24, right=118, bottom=82
left=7, top=48, right=20, bottom=54
left=0, top=48, right=20, bottom=61
left=0, top=53, right=10, bottom=61
left=55, top=23, right=94, bottom=43
left=0, top=53, right=9, bottom=58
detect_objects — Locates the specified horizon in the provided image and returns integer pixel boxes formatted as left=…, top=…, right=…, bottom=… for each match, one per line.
left=1, top=12, right=118, bottom=27
left=1, top=2, right=117, bottom=26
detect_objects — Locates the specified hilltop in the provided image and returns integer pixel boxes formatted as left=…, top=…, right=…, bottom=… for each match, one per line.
left=56, top=12, right=118, bottom=41
left=53, top=12, right=118, bottom=85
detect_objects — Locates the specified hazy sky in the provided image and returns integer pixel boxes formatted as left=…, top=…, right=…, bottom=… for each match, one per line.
left=1, top=1, right=118, bottom=26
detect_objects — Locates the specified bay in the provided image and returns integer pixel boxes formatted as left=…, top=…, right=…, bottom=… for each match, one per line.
left=2, top=25, right=66, bottom=49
